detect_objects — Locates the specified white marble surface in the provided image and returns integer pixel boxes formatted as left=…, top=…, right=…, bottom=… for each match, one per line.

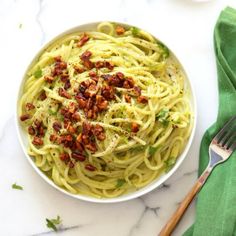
left=1, top=0, right=236, bottom=235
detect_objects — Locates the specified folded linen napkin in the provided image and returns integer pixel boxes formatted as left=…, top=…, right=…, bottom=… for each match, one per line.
left=184, top=6, right=236, bottom=236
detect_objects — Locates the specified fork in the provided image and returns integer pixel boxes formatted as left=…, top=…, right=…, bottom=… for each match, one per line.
left=159, top=115, right=236, bottom=236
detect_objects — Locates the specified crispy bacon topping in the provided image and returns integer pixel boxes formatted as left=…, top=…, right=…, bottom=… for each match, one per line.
left=52, top=121, right=62, bottom=132
left=101, top=85, right=115, bottom=100
left=124, top=94, right=131, bottom=103
left=38, top=91, right=47, bottom=101
left=60, top=153, right=70, bottom=161
left=85, top=164, right=96, bottom=171
left=58, top=88, right=71, bottom=99
left=32, top=137, right=43, bottom=146
left=116, top=25, right=125, bottom=35
left=44, top=75, right=54, bottom=83
left=71, top=152, right=86, bottom=162
left=78, top=33, right=90, bottom=47
left=137, top=95, right=148, bottom=104
left=131, top=122, right=139, bottom=133
left=20, top=114, right=31, bottom=121
left=26, top=103, right=35, bottom=111
left=28, top=126, right=35, bottom=135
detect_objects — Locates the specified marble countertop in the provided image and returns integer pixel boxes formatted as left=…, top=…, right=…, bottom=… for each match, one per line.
left=1, top=0, right=236, bottom=235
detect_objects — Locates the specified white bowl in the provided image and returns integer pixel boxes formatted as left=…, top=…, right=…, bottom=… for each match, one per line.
left=16, top=22, right=197, bottom=203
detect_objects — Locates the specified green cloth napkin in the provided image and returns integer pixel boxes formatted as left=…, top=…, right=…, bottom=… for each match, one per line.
left=183, top=7, right=236, bottom=236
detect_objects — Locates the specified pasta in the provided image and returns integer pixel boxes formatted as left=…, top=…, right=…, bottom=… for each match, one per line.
left=19, top=22, right=193, bottom=198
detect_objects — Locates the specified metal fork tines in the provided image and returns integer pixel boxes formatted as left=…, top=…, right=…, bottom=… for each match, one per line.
left=209, top=116, right=236, bottom=167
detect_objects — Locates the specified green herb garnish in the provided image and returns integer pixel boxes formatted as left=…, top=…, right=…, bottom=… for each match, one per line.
left=158, top=42, right=170, bottom=59
left=130, top=27, right=140, bottom=37
left=164, top=158, right=176, bottom=172
left=116, top=179, right=126, bottom=188
left=19, top=23, right=23, bottom=29
left=34, top=68, right=42, bottom=78
left=156, top=108, right=169, bottom=126
left=46, top=215, right=62, bottom=231
left=12, top=183, right=23, bottom=190
left=148, top=146, right=159, bottom=156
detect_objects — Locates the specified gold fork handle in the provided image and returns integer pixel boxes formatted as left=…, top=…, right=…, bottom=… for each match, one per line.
left=159, top=168, right=212, bottom=236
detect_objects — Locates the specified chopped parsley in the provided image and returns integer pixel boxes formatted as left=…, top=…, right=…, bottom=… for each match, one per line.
left=12, top=183, right=23, bottom=190
left=164, top=158, right=176, bottom=172
left=148, top=146, right=159, bottom=156
left=156, top=108, right=169, bottom=126
left=116, top=179, right=126, bottom=188
left=34, top=68, right=42, bottom=78
left=130, top=27, right=140, bottom=37
left=19, top=23, right=23, bottom=29
left=46, top=215, right=62, bottom=231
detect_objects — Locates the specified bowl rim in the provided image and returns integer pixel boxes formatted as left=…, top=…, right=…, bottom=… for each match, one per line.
left=15, top=21, right=197, bottom=203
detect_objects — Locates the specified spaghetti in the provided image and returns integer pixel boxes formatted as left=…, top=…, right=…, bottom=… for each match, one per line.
left=19, top=22, right=193, bottom=198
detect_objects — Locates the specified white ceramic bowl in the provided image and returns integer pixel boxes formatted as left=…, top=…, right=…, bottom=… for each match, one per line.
left=16, top=22, right=197, bottom=203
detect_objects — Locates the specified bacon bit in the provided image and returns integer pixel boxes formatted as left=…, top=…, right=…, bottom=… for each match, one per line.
left=75, top=93, right=87, bottom=109
left=85, top=84, right=98, bottom=98
left=107, top=74, right=123, bottom=87
left=58, top=88, right=71, bottom=99
left=116, top=25, right=125, bottom=35
left=34, top=119, right=42, bottom=129
left=44, top=75, right=54, bottom=83
left=85, top=164, right=96, bottom=171
left=38, top=91, right=47, bottom=100
left=68, top=102, right=78, bottom=114
left=64, top=80, right=71, bottom=90
left=78, top=33, right=90, bottom=47
left=32, top=136, right=43, bottom=146
left=68, top=124, right=76, bottom=134
left=54, top=56, right=62, bottom=62
left=59, top=134, right=73, bottom=148
left=82, top=122, right=92, bottom=135
left=60, top=107, right=71, bottom=119
left=104, top=61, right=114, bottom=70
left=74, top=65, right=85, bottom=74
left=93, top=124, right=106, bottom=141
left=72, top=112, right=81, bottom=121
left=89, top=71, right=97, bottom=77
left=26, top=103, right=35, bottom=111
left=49, top=134, right=58, bottom=143
left=101, top=85, right=115, bottom=100
left=58, top=61, right=67, bottom=70
left=20, top=114, right=31, bottom=121
left=76, top=134, right=84, bottom=151
left=85, top=143, right=97, bottom=152
left=71, top=152, right=86, bottom=162
left=123, top=77, right=134, bottom=89
left=133, top=86, right=141, bottom=96
left=60, top=153, right=70, bottom=161
left=96, top=95, right=108, bottom=111
left=80, top=51, right=92, bottom=61
left=101, top=74, right=112, bottom=80
left=124, top=94, right=131, bottom=103
left=52, top=121, right=62, bottom=132
left=60, top=73, right=69, bottom=83
left=116, top=72, right=124, bottom=80
left=83, top=60, right=94, bottom=70
left=95, top=61, right=104, bottom=69
left=137, top=95, right=148, bottom=104
left=131, top=122, right=139, bottom=133
left=28, top=126, right=35, bottom=135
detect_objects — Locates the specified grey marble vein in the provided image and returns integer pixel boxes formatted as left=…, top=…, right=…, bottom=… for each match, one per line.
left=127, top=198, right=160, bottom=236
